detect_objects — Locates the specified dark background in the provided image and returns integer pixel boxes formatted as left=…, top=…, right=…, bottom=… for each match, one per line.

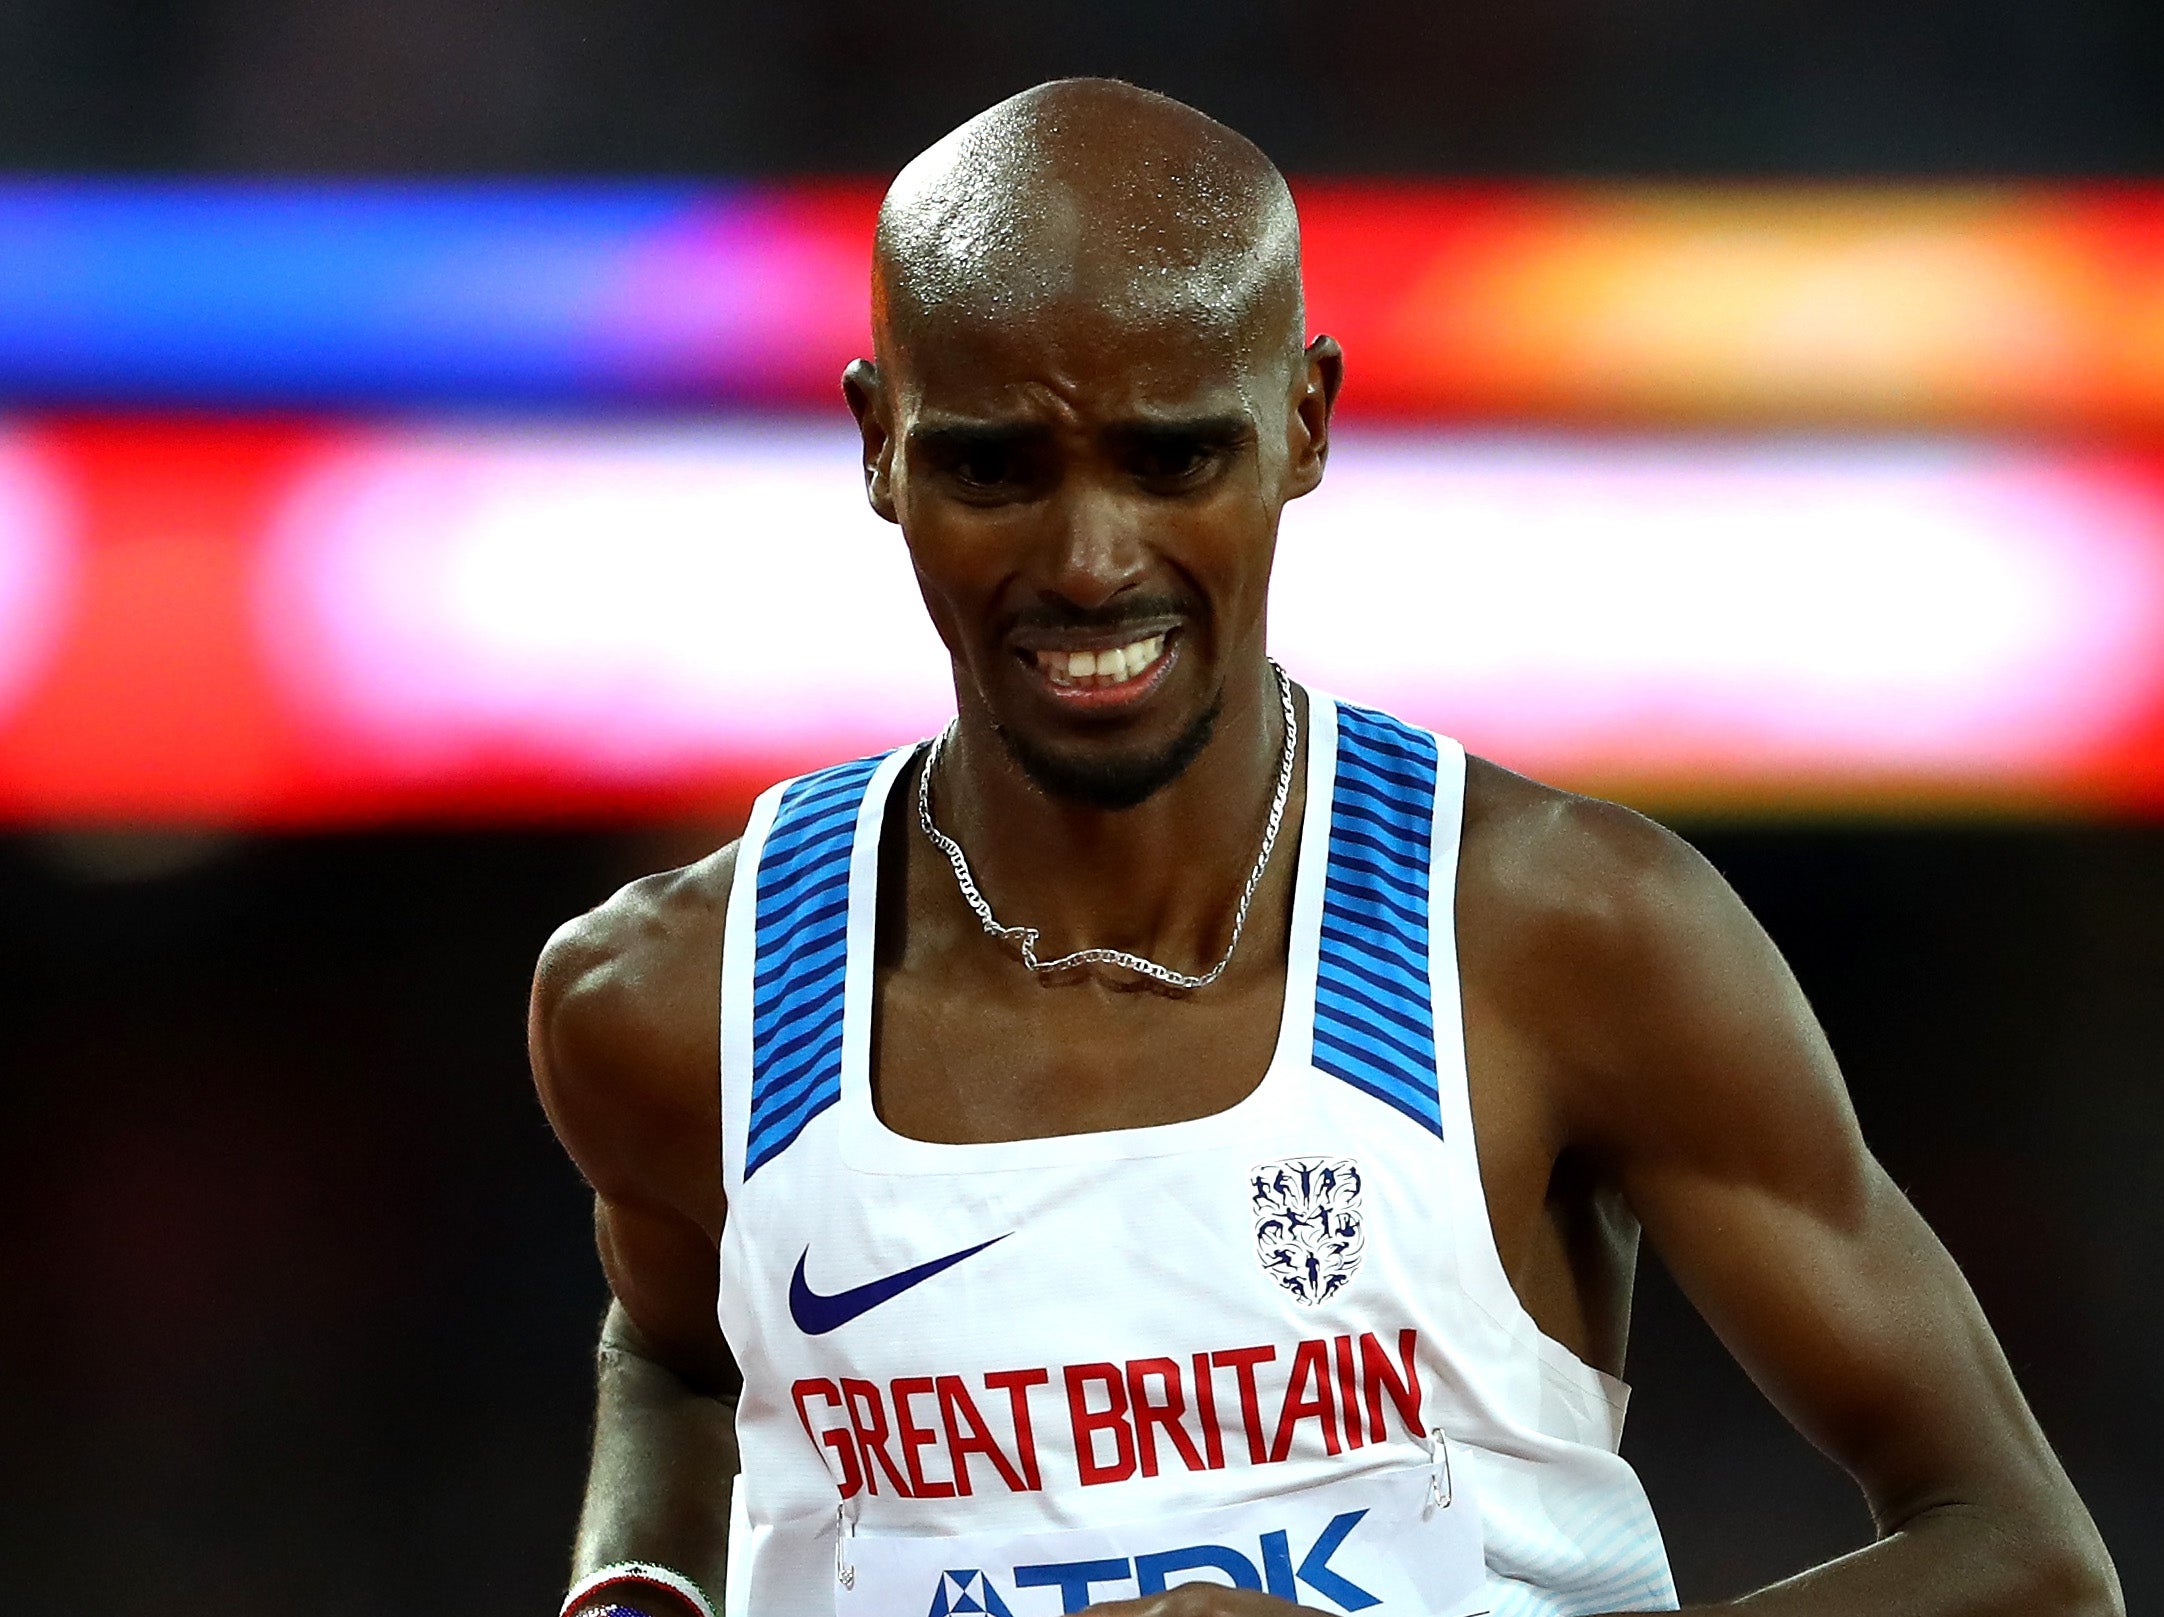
left=1, top=0, right=2160, bottom=175
left=2, top=2, right=2158, bottom=1613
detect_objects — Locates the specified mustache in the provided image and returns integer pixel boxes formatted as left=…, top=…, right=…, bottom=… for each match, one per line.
left=1002, top=593, right=1197, bottom=637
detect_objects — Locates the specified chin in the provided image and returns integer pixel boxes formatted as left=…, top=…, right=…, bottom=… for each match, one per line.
left=993, top=692, right=1224, bottom=811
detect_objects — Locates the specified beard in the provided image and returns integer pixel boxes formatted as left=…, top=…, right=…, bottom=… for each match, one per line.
left=993, top=687, right=1224, bottom=811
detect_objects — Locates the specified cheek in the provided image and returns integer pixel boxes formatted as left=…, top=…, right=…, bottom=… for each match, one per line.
left=897, top=510, right=1011, bottom=649
left=903, top=555, right=975, bottom=664
left=1181, top=481, right=1280, bottom=600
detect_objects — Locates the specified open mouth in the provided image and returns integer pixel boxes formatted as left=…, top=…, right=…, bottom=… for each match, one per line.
left=1028, top=631, right=1169, bottom=690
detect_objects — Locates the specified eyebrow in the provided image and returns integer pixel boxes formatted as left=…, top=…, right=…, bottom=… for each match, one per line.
left=907, top=420, right=1048, bottom=455
left=909, top=412, right=1254, bottom=450
left=1112, top=414, right=1254, bottom=445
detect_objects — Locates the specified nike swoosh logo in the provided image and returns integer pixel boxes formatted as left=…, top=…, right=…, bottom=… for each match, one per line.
left=788, top=1233, right=1010, bottom=1335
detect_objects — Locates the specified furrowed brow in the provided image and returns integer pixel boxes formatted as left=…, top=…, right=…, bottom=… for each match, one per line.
left=1112, top=414, right=1254, bottom=447
left=907, top=420, right=1048, bottom=455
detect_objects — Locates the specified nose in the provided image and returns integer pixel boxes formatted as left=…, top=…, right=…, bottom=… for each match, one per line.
left=1039, top=476, right=1147, bottom=611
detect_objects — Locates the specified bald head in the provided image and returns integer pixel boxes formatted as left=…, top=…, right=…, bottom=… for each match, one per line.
left=873, top=79, right=1305, bottom=368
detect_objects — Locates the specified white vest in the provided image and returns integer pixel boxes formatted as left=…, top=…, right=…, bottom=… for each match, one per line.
left=718, top=695, right=1677, bottom=1617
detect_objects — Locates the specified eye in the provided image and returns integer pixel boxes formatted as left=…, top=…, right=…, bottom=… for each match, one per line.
left=1131, top=434, right=1222, bottom=486
left=954, top=445, right=1016, bottom=488
left=1137, top=440, right=1208, bottom=479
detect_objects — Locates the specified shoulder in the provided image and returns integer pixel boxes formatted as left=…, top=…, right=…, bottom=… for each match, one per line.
left=529, top=842, right=741, bottom=1228
left=534, top=841, right=741, bottom=1039
left=1457, top=752, right=1717, bottom=977
left=1456, top=754, right=1854, bottom=1181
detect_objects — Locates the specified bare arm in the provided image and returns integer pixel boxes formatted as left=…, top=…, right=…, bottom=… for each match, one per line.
left=570, top=1248, right=738, bottom=1598
left=1538, top=803, right=2122, bottom=1617
left=531, top=850, right=741, bottom=1616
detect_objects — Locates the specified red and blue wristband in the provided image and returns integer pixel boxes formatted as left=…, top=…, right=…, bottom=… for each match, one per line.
left=560, top=1561, right=718, bottom=1617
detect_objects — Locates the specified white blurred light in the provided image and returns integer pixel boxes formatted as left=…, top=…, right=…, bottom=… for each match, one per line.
left=1279, top=435, right=2164, bottom=774
left=258, top=422, right=2164, bottom=786
left=0, top=431, right=76, bottom=721
left=259, top=421, right=951, bottom=776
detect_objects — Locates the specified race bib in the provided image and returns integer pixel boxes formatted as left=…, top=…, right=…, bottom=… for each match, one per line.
left=836, top=1448, right=1485, bottom=1617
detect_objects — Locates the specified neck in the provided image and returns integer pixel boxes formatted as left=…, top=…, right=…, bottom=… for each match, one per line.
left=925, top=658, right=1300, bottom=977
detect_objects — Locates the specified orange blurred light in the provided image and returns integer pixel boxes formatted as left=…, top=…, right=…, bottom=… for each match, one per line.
left=1299, top=185, right=2164, bottom=430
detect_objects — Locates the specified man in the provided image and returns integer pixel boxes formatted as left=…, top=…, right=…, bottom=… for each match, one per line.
left=530, top=79, right=2119, bottom=1617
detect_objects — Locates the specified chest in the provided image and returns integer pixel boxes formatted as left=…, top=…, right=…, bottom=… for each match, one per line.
left=865, top=925, right=1607, bottom=1372
left=869, top=954, right=1290, bottom=1144
left=869, top=914, right=1554, bottom=1219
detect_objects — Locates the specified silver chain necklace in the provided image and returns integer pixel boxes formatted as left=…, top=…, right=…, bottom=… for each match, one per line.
left=916, top=660, right=1298, bottom=992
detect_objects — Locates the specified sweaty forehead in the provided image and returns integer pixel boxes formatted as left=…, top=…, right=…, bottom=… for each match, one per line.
left=890, top=295, right=1269, bottom=430
left=873, top=81, right=1303, bottom=369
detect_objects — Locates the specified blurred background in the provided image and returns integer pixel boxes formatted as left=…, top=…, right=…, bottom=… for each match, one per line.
left=2, top=4, right=2160, bottom=1613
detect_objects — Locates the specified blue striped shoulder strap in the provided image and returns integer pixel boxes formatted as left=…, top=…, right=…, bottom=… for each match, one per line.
left=1312, top=701, right=1445, bottom=1137
left=742, top=752, right=887, bottom=1180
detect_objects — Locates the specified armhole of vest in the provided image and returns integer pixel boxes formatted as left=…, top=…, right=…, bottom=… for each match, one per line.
left=1426, top=736, right=1634, bottom=1436
left=719, top=777, right=789, bottom=1205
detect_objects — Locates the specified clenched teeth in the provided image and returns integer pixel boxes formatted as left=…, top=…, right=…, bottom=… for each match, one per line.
left=1035, top=634, right=1167, bottom=688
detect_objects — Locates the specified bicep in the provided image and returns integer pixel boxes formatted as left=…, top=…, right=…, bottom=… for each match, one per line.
left=528, top=889, right=735, bottom=1394
left=597, top=1192, right=740, bottom=1399
left=1629, top=1138, right=2054, bottom=1527
left=1578, top=834, right=2061, bottom=1526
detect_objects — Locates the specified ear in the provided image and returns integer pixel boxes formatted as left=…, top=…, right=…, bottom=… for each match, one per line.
left=1284, top=335, right=1345, bottom=501
left=842, top=358, right=899, bottom=523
